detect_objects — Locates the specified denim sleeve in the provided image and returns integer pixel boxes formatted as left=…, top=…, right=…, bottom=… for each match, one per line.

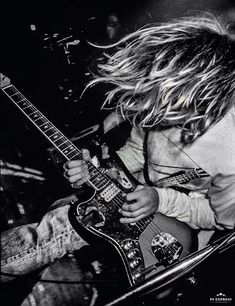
left=1, top=204, right=88, bottom=282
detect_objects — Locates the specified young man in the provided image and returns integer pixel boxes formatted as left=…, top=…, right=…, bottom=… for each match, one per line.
left=1, top=15, right=235, bottom=284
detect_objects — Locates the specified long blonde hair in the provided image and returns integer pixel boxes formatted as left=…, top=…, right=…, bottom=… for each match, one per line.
left=87, top=14, right=235, bottom=143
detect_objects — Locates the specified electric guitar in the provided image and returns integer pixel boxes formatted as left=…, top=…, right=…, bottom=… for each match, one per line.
left=0, top=74, right=197, bottom=294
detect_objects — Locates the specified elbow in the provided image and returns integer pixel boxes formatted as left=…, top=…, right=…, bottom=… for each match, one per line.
left=214, top=211, right=235, bottom=230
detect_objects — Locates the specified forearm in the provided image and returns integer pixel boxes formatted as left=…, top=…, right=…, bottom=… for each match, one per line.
left=156, top=187, right=223, bottom=230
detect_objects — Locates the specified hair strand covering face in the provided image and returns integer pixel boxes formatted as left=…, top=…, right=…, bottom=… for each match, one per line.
left=86, top=14, right=235, bottom=143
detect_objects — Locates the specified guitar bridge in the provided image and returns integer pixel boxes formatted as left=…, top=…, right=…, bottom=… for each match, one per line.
left=151, top=232, right=183, bottom=265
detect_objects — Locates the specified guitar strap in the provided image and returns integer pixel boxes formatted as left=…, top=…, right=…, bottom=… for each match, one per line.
left=143, top=129, right=154, bottom=186
left=142, top=129, right=208, bottom=190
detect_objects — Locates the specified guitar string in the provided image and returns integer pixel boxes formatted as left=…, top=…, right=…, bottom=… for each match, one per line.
left=10, top=90, right=118, bottom=188
left=112, top=193, right=179, bottom=255
left=6, top=86, right=135, bottom=233
left=8, top=87, right=180, bottom=256
left=6, top=87, right=109, bottom=184
left=6, top=86, right=179, bottom=255
left=7, top=86, right=179, bottom=255
left=6, top=87, right=140, bottom=223
left=108, top=194, right=180, bottom=256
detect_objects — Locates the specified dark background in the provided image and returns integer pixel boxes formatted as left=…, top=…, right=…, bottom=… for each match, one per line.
left=1, top=0, right=235, bottom=171
left=0, top=1, right=235, bottom=305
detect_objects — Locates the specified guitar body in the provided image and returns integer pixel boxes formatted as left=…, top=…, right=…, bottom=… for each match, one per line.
left=1, top=73, right=198, bottom=303
left=68, top=183, right=197, bottom=289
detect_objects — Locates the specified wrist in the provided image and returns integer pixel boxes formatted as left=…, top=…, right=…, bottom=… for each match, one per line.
left=153, top=187, right=168, bottom=214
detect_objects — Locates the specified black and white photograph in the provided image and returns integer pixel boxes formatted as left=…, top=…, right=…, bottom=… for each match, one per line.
left=1, top=1, right=235, bottom=305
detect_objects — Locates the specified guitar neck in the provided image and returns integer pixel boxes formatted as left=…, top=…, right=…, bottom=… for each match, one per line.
left=1, top=79, right=154, bottom=233
left=2, top=84, right=110, bottom=191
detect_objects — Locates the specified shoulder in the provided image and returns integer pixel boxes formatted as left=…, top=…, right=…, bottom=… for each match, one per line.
left=188, top=105, right=235, bottom=177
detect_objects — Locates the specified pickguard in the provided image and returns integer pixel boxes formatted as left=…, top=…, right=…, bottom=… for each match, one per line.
left=72, top=188, right=196, bottom=286
left=0, top=75, right=197, bottom=293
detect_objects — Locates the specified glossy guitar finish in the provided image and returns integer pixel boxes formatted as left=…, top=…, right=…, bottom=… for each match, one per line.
left=1, top=73, right=197, bottom=289
left=68, top=181, right=197, bottom=287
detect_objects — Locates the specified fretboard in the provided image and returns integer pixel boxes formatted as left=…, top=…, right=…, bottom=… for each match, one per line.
left=2, top=84, right=110, bottom=191
left=156, top=168, right=208, bottom=188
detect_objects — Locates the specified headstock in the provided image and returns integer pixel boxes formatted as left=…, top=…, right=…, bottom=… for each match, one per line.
left=0, top=73, right=11, bottom=89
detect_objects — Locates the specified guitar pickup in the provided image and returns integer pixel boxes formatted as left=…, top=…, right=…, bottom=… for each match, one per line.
left=99, top=183, right=121, bottom=202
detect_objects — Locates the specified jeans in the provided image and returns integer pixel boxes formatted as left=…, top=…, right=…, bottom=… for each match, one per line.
left=1, top=195, right=88, bottom=283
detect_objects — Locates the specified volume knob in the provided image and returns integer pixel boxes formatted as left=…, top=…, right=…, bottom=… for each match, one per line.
left=130, top=258, right=141, bottom=269
left=123, top=240, right=134, bottom=250
left=127, top=249, right=138, bottom=259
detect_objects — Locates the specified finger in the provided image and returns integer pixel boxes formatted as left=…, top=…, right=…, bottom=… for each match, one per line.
left=119, top=208, right=145, bottom=218
left=101, top=144, right=109, bottom=159
left=82, top=149, right=91, bottom=161
left=63, top=169, right=69, bottom=179
left=68, top=172, right=90, bottom=183
left=71, top=175, right=90, bottom=188
left=126, top=186, right=145, bottom=202
left=134, top=185, right=145, bottom=191
left=120, top=214, right=146, bottom=224
left=121, top=202, right=143, bottom=212
left=67, top=164, right=88, bottom=177
left=66, top=160, right=86, bottom=169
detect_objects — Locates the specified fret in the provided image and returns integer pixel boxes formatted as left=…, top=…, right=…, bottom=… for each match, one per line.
left=9, top=92, right=19, bottom=97
left=24, top=107, right=38, bottom=117
left=21, top=104, right=31, bottom=110
left=68, top=151, right=82, bottom=160
left=41, top=126, right=54, bottom=135
left=89, top=170, right=107, bottom=183
left=178, top=175, right=186, bottom=182
left=11, top=94, right=26, bottom=103
left=137, top=215, right=153, bottom=232
left=66, top=150, right=80, bottom=159
left=90, top=176, right=109, bottom=189
left=89, top=170, right=100, bottom=178
left=97, top=177, right=110, bottom=186
left=47, top=130, right=60, bottom=138
left=39, top=123, right=53, bottom=132
left=87, top=165, right=98, bottom=174
left=58, top=142, right=74, bottom=153
left=25, top=107, right=38, bottom=115
left=38, top=122, right=52, bottom=132
left=67, top=151, right=82, bottom=160
left=59, top=145, right=79, bottom=159
left=27, top=110, right=38, bottom=117
left=38, top=121, right=50, bottom=128
left=32, top=114, right=43, bottom=121
left=193, top=169, right=200, bottom=177
left=58, top=140, right=69, bottom=148
left=156, top=168, right=206, bottom=188
left=3, top=85, right=15, bottom=95
left=43, top=126, right=53, bottom=133
left=16, top=99, right=29, bottom=107
left=54, top=136, right=67, bottom=146
left=62, top=145, right=76, bottom=155
left=185, top=172, right=196, bottom=180
left=1, top=81, right=115, bottom=194
left=8, top=94, right=26, bottom=104
left=188, top=173, right=195, bottom=180
left=30, top=116, right=44, bottom=127
left=90, top=174, right=102, bottom=184
left=85, top=164, right=110, bottom=189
